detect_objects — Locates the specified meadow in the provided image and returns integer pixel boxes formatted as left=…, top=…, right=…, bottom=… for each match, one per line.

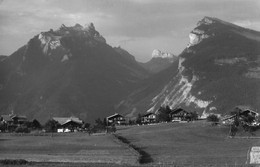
left=116, top=121, right=260, bottom=166
left=1, top=121, right=260, bottom=166
left=0, top=132, right=138, bottom=166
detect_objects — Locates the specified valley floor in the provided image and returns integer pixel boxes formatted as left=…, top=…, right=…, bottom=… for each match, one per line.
left=1, top=121, right=260, bottom=166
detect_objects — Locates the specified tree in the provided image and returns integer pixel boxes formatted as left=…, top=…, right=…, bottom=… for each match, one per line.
left=191, top=111, right=199, bottom=121
left=0, top=122, right=6, bottom=132
left=136, top=113, right=142, bottom=125
left=44, top=119, right=60, bottom=132
left=91, top=118, right=106, bottom=133
left=31, top=119, right=42, bottom=129
left=82, top=122, right=90, bottom=129
left=156, top=106, right=171, bottom=122
left=206, top=114, right=219, bottom=123
left=15, top=126, right=30, bottom=133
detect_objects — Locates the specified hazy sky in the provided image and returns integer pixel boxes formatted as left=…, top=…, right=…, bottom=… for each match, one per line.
left=0, top=0, right=260, bottom=62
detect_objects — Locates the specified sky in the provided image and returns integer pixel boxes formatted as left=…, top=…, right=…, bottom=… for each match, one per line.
left=0, top=0, right=260, bottom=62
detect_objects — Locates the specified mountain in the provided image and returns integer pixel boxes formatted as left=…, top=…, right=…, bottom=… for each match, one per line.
left=116, top=16, right=260, bottom=118
left=140, top=49, right=177, bottom=73
left=0, top=55, right=7, bottom=61
left=0, top=23, right=149, bottom=123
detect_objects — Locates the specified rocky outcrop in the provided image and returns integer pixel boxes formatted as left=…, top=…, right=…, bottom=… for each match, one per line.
left=151, top=49, right=175, bottom=60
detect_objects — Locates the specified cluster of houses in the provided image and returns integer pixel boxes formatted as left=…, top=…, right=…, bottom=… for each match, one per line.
left=0, top=108, right=196, bottom=133
left=106, top=108, right=197, bottom=125
left=0, top=114, right=85, bottom=133
left=1, top=106, right=258, bottom=133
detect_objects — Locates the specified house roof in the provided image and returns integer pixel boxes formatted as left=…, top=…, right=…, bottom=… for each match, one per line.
left=142, top=112, right=156, bottom=117
left=1, top=115, right=13, bottom=122
left=53, top=117, right=83, bottom=125
left=107, top=113, right=124, bottom=119
left=241, top=109, right=259, bottom=116
left=10, top=114, right=27, bottom=120
left=169, top=108, right=188, bottom=115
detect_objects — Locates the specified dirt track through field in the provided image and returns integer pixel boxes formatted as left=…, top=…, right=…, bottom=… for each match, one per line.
left=113, top=134, right=153, bottom=164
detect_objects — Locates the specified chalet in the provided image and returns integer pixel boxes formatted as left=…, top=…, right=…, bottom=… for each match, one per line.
left=11, top=115, right=28, bottom=125
left=0, top=114, right=28, bottom=132
left=169, top=108, right=189, bottom=122
left=106, top=113, right=125, bottom=125
left=141, top=113, right=157, bottom=124
left=53, top=117, right=83, bottom=132
left=222, top=108, right=259, bottom=125
left=1, top=114, right=28, bottom=125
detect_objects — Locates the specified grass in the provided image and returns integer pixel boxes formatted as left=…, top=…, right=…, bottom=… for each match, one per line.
left=0, top=132, right=138, bottom=166
left=1, top=122, right=260, bottom=166
left=116, top=121, right=260, bottom=166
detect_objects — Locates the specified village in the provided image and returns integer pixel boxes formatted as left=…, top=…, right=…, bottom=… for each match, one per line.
left=1, top=106, right=259, bottom=137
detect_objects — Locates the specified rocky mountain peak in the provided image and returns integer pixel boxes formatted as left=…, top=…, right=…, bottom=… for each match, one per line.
left=196, top=16, right=221, bottom=26
left=36, top=22, right=106, bottom=62
left=152, top=49, right=174, bottom=59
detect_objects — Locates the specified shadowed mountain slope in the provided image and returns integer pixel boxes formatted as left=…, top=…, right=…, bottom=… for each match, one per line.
left=0, top=23, right=149, bottom=123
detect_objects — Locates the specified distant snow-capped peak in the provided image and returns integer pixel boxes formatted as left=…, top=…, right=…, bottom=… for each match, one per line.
left=152, top=49, right=174, bottom=59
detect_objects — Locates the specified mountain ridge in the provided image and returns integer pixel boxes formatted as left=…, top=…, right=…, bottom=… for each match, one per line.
left=117, top=16, right=260, bottom=118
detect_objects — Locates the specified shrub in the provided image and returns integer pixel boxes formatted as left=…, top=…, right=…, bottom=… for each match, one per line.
left=0, top=159, right=28, bottom=165
left=206, top=114, right=219, bottom=122
left=15, top=126, right=30, bottom=133
left=44, top=119, right=60, bottom=132
left=136, top=113, right=142, bottom=125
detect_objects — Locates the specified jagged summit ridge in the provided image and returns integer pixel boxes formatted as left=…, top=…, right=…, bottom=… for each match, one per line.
left=36, top=23, right=106, bottom=62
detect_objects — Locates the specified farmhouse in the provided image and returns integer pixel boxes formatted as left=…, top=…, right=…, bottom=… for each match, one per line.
left=222, top=108, right=259, bottom=125
left=169, top=108, right=189, bottom=122
left=106, top=113, right=125, bottom=125
left=0, top=114, right=28, bottom=132
left=53, top=117, right=83, bottom=132
left=1, top=114, right=28, bottom=125
left=141, top=113, right=157, bottom=124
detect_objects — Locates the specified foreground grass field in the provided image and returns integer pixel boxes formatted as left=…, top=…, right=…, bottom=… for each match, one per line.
left=0, top=132, right=138, bottom=166
left=1, top=121, right=260, bottom=166
left=117, top=121, right=260, bottom=166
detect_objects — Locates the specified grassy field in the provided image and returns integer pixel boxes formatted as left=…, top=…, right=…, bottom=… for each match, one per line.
left=0, top=132, right=138, bottom=166
left=117, top=121, right=260, bottom=166
left=1, top=122, right=260, bottom=166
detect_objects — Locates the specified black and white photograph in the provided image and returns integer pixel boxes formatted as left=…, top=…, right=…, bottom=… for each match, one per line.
left=0, top=0, right=260, bottom=166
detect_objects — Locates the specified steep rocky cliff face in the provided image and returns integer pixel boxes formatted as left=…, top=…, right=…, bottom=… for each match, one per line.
left=0, top=23, right=149, bottom=123
left=117, top=17, right=260, bottom=118
left=141, top=49, right=177, bottom=73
